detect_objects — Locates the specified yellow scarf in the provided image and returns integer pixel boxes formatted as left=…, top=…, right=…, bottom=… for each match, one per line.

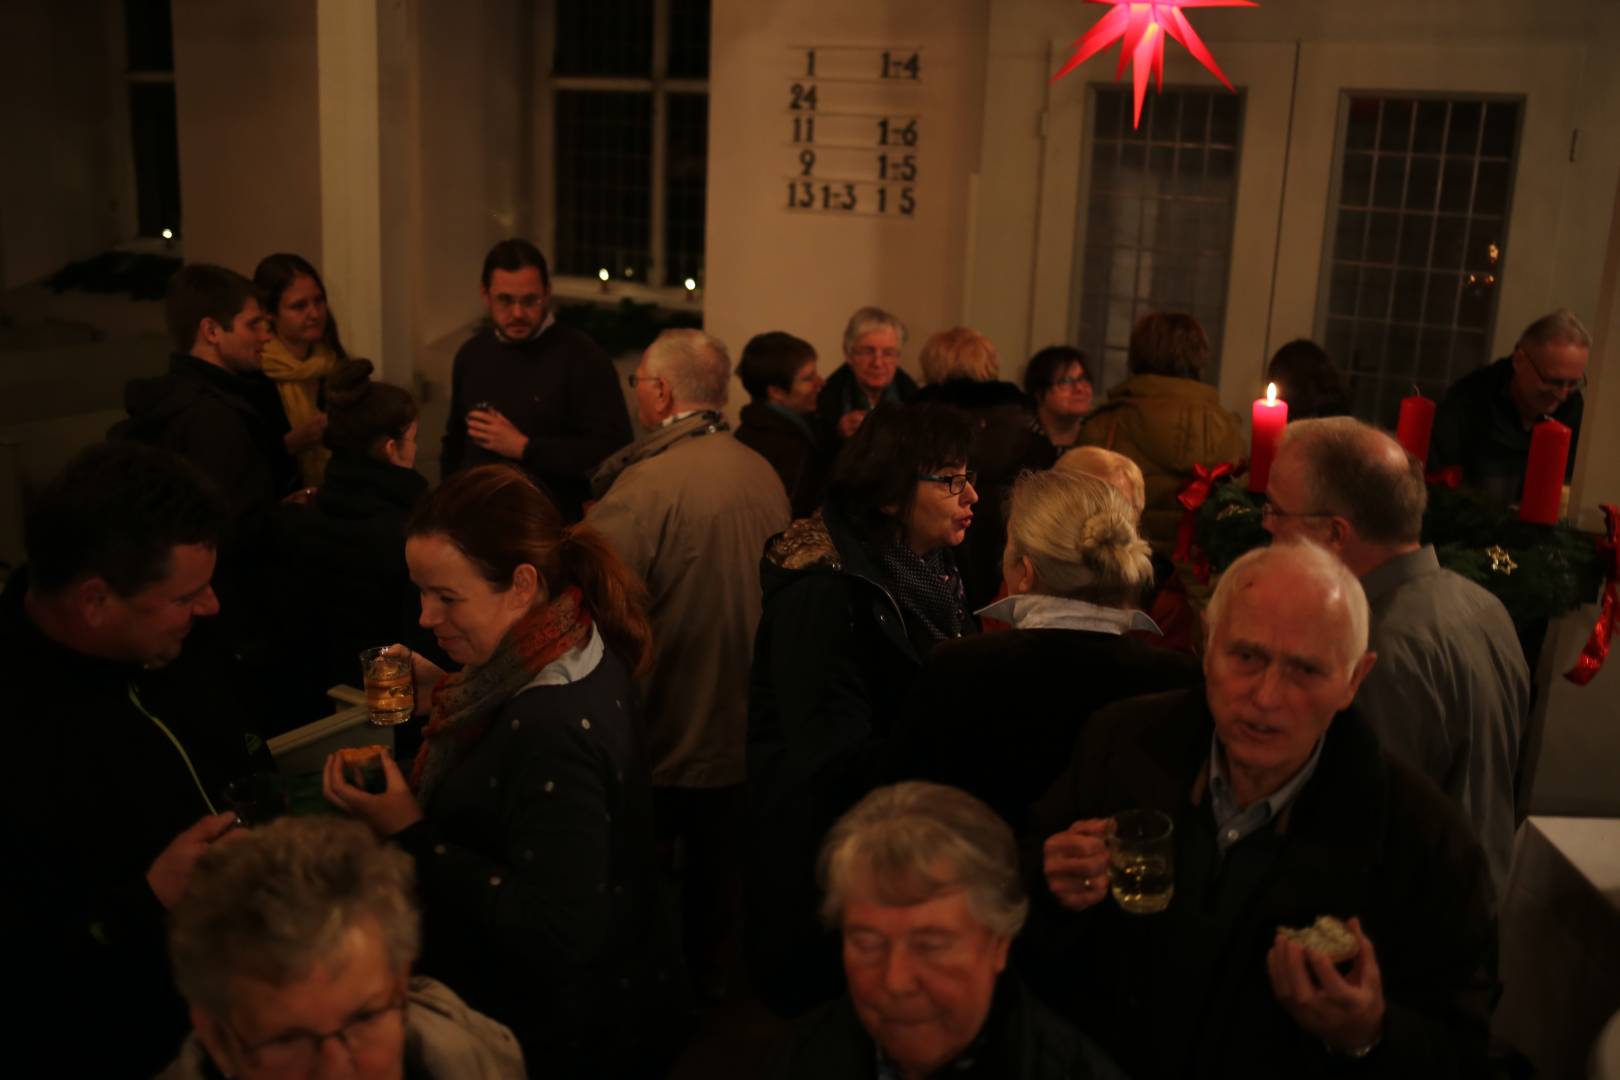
left=261, top=336, right=338, bottom=486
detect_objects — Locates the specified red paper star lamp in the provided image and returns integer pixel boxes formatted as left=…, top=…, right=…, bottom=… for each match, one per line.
left=1053, top=1, right=1257, bottom=128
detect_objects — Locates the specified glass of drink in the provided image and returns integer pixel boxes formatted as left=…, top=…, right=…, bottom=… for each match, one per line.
left=1108, top=809, right=1175, bottom=914
left=360, top=646, right=415, bottom=726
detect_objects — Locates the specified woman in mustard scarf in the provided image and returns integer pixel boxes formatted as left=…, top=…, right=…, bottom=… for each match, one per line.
left=254, top=253, right=345, bottom=486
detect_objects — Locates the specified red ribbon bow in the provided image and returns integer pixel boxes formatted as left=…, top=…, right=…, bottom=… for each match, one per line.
left=1173, top=461, right=1239, bottom=573
left=1425, top=465, right=1462, bottom=489
left=1565, top=503, right=1620, bottom=686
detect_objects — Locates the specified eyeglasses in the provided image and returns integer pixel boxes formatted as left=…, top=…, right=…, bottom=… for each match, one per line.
left=1052, top=375, right=1091, bottom=388
left=850, top=346, right=902, bottom=361
left=628, top=372, right=664, bottom=389
left=489, top=294, right=544, bottom=312
left=1518, top=347, right=1587, bottom=394
left=920, top=470, right=978, bottom=496
left=1259, top=500, right=1333, bottom=522
left=226, top=990, right=406, bottom=1071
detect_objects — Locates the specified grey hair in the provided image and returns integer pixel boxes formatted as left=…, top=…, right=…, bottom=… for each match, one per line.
left=819, top=781, right=1027, bottom=938
left=1005, top=470, right=1153, bottom=604
left=1518, top=308, right=1591, bottom=352
left=841, top=305, right=909, bottom=354
left=169, top=817, right=420, bottom=1017
left=645, top=328, right=731, bottom=408
left=1205, top=540, right=1370, bottom=673
left=1280, top=417, right=1426, bottom=545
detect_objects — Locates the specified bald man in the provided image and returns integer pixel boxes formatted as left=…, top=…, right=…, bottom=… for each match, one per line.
left=1027, top=542, right=1495, bottom=1079
left=1263, top=417, right=1528, bottom=898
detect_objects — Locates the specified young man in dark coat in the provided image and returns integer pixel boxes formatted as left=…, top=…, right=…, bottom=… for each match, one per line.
left=2, top=443, right=271, bottom=1076
left=1026, top=541, right=1496, bottom=1079
left=734, top=330, right=831, bottom=518
left=116, top=264, right=307, bottom=631
left=439, top=238, right=632, bottom=518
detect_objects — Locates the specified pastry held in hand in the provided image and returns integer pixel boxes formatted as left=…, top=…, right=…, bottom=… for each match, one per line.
left=1279, top=915, right=1358, bottom=963
left=336, top=744, right=389, bottom=794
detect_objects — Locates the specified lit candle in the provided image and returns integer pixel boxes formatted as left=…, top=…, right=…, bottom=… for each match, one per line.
left=1395, top=392, right=1436, bottom=463
left=1249, top=382, right=1288, bottom=493
left=1519, top=418, right=1572, bottom=525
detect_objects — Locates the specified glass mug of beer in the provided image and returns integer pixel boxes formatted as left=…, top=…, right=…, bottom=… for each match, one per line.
left=1108, top=809, right=1175, bottom=914
left=360, top=646, right=415, bottom=726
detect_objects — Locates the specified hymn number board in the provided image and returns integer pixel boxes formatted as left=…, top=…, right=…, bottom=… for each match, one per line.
left=785, top=44, right=921, bottom=218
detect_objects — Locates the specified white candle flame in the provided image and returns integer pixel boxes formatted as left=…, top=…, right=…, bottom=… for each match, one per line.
left=1265, top=382, right=1278, bottom=406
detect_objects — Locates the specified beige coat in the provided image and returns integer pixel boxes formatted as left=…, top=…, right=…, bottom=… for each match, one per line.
left=1078, top=373, right=1244, bottom=553
left=588, top=413, right=791, bottom=788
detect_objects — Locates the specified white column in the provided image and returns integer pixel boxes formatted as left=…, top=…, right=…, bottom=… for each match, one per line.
left=316, top=0, right=387, bottom=377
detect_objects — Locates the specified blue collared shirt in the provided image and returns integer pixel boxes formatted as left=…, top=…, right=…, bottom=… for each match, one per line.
left=1207, top=731, right=1324, bottom=852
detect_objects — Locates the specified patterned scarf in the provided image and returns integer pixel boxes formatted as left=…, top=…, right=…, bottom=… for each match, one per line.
left=876, top=540, right=969, bottom=641
left=410, top=587, right=591, bottom=805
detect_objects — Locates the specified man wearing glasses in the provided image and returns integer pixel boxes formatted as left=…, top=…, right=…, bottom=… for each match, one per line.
left=162, top=817, right=523, bottom=1078
left=439, top=239, right=632, bottom=519
left=1430, top=309, right=1589, bottom=506
left=816, top=306, right=920, bottom=444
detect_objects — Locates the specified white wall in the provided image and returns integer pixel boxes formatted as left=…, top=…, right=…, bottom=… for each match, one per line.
left=172, top=0, right=323, bottom=272
left=0, top=0, right=131, bottom=287
left=705, top=0, right=990, bottom=398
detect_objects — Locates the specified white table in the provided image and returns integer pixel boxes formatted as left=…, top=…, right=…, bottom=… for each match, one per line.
left=1495, top=817, right=1620, bottom=1079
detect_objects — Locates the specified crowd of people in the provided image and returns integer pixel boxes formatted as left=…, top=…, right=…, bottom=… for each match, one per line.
left=1, top=233, right=1592, bottom=1078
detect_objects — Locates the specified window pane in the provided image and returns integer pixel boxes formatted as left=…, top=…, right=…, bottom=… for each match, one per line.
left=554, top=91, right=652, bottom=280
left=1077, top=88, right=1244, bottom=390
left=130, top=82, right=181, bottom=237
left=125, top=0, right=173, bottom=71
left=664, top=92, right=707, bottom=285
left=554, top=0, right=653, bottom=77
left=668, top=0, right=710, bottom=79
left=1319, top=94, right=1521, bottom=428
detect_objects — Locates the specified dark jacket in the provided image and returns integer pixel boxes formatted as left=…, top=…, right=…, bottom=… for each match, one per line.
left=440, top=324, right=633, bottom=520
left=735, top=402, right=831, bottom=519
left=761, top=975, right=1128, bottom=1080
left=902, top=625, right=1200, bottom=834
left=1430, top=355, right=1583, bottom=506
left=911, top=378, right=1055, bottom=609
left=1022, top=689, right=1497, bottom=1079
left=745, top=504, right=932, bottom=1016
left=268, top=450, right=437, bottom=729
left=0, top=570, right=270, bottom=1076
left=814, top=363, right=919, bottom=446
left=393, top=643, right=685, bottom=1077
left=115, top=355, right=298, bottom=620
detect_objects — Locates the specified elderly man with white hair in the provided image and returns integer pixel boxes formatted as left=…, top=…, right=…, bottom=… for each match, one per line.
left=588, top=328, right=791, bottom=998
left=1026, top=541, right=1496, bottom=1079
left=765, top=781, right=1126, bottom=1079
left=1264, top=416, right=1529, bottom=898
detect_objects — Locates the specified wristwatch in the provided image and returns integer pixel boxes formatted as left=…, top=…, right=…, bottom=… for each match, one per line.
left=1329, top=1033, right=1381, bottom=1059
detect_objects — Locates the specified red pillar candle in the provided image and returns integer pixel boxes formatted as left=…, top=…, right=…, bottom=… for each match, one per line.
left=1395, top=393, right=1436, bottom=463
left=1249, top=382, right=1288, bottom=493
left=1520, top=418, right=1572, bottom=525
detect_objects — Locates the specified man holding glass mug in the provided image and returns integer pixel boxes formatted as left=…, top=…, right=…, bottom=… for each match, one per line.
left=1025, top=541, right=1495, bottom=1078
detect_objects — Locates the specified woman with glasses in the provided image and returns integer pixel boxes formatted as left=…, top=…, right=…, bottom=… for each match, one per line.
left=746, top=403, right=978, bottom=1016
left=1025, top=344, right=1096, bottom=455
left=815, top=306, right=920, bottom=445
left=901, top=470, right=1199, bottom=834
left=912, top=326, right=1053, bottom=610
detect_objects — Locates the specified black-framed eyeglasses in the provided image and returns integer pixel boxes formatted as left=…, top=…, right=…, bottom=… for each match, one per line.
left=1517, top=347, right=1587, bottom=394
left=628, top=372, right=664, bottom=389
left=1259, top=500, right=1333, bottom=522
left=1051, top=375, right=1091, bottom=388
left=225, top=990, right=406, bottom=1070
left=920, top=470, right=978, bottom=496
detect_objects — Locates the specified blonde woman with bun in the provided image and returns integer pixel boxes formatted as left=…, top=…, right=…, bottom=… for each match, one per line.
left=899, top=470, right=1200, bottom=832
